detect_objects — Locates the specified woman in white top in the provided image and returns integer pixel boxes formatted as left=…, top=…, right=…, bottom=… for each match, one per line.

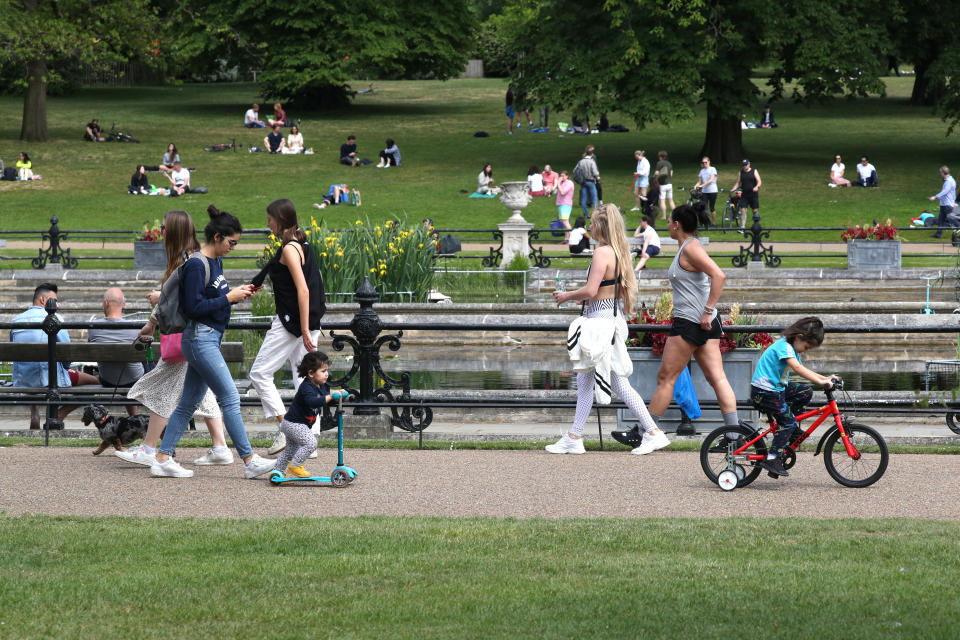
left=283, top=125, right=304, bottom=154
left=830, top=154, right=851, bottom=187
left=527, top=165, right=544, bottom=196
left=477, top=163, right=500, bottom=195
left=632, top=150, right=650, bottom=211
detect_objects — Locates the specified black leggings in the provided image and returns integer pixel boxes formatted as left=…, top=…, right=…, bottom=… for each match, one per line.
left=379, top=151, right=398, bottom=166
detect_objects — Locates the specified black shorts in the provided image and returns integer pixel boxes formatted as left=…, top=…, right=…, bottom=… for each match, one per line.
left=669, top=316, right=723, bottom=347
left=740, top=191, right=759, bottom=210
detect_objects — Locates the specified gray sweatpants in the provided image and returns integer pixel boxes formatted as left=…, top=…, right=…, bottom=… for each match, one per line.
left=272, top=418, right=318, bottom=471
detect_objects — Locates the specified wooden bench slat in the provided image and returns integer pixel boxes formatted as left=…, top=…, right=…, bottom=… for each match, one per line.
left=0, top=342, right=244, bottom=362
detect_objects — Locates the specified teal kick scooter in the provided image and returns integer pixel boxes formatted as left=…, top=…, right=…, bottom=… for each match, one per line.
left=268, top=391, right=358, bottom=487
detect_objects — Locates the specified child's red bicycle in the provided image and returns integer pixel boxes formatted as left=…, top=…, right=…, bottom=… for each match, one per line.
left=699, top=378, right=889, bottom=491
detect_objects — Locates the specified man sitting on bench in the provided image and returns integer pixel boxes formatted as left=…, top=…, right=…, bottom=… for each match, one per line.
left=10, top=283, right=99, bottom=429
left=87, top=287, right=143, bottom=416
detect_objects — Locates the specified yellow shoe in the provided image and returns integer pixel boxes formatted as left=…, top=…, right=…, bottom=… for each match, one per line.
left=287, top=464, right=311, bottom=478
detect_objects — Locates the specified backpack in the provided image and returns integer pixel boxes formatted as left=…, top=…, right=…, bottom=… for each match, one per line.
left=1, top=167, right=15, bottom=181
left=572, top=158, right=588, bottom=185
left=155, top=252, right=210, bottom=335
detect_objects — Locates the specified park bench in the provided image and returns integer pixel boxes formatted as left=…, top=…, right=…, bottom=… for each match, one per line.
left=0, top=341, right=244, bottom=430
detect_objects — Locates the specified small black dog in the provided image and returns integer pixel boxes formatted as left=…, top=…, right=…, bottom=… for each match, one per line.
left=81, top=404, right=150, bottom=455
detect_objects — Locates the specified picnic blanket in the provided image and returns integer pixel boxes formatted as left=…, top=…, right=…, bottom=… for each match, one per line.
left=469, top=191, right=497, bottom=198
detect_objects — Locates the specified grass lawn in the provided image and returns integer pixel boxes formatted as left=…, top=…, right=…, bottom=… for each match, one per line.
left=1, top=513, right=958, bottom=639
left=1, top=78, right=958, bottom=255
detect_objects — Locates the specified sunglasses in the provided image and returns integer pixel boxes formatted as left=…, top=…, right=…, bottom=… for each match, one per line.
left=226, top=239, right=239, bottom=247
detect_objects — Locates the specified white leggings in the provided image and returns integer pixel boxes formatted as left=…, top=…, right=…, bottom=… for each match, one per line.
left=570, top=302, right=658, bottom=437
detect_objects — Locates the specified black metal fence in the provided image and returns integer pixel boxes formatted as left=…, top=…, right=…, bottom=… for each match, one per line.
left=8, top=216, right=954, bottom=272
left=4, top=276, right=960, bottom=447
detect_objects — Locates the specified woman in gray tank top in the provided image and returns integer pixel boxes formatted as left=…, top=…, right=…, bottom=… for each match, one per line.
left=642, top=202, right=744, bottom=451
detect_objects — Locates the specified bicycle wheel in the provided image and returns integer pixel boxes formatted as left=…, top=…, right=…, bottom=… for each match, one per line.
left=700, top=424, right=768, bottom=488
left=721, top=204, right=735, bottom=233
left=946, top=412, right=960, bottom=435
left=822, top=423, right=888, bottom=487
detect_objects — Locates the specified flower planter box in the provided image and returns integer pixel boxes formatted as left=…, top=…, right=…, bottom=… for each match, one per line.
left=846, top=239, right=901, bottom=270
left=133, top=241, right=166, bottom=270
left=616, top=347, right=761, bottom=434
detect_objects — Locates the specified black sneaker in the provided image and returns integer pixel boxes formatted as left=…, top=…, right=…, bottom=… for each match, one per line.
left=611, top=426, right=643, bottom=447
left=758, top=458, right=789, bottom=477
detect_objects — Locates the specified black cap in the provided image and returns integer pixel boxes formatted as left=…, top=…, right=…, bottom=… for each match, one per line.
left=741, top=159, right=750, bottom=166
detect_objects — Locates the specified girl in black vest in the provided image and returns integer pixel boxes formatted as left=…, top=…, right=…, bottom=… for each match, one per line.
left=250, top=199, right=325, bottom=455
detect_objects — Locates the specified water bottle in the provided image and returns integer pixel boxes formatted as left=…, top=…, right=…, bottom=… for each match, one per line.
left=555, top=274, right=565, bottom=307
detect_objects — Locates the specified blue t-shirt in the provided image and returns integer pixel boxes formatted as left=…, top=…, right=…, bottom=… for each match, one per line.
left=285, top=381, right=331, bottom=426
left=751, top=337, right=800, bottom=392
left=180, top=255, right=231, bottom=333
left=10, top=306, right=72, bottom=387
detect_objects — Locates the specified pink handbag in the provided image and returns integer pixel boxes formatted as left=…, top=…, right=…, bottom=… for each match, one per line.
left=160, top=333, right=185, bottom=362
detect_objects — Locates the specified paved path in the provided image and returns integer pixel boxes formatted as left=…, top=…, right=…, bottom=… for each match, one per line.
left=2, top=447, right=959, bottom=520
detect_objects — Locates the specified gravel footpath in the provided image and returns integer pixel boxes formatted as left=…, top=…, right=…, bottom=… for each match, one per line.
left=3, top=447, right=960, bottom=520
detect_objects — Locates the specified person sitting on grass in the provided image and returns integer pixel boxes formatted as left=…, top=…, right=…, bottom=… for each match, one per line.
left=264, top=124, right=286, bottom=154
left=244, top=103, right=265, bottom=128
left=340, top=135, right=359, bottom=166
left=568, top=216, right=592, bottom=254
left=270, top=351, right=345, bottom=479
left=632, top=216, right=661, bottom=272
left=16, top=152, right=37, bottom=180
left=477, top=163, right=500, bottom=195
left=268, top=102, right=288, bottom=128
left=165, top=160, right=205, bottom=196
left=159, top=143, right=180, bottom=172
left=750, top=316, right=838, bottom=478
left=829, top=154, right=851, bottom=188
left=313, top=184, right=357, bottom=209
left=527, top=165, right=544, bottom=196
left=377, top=138, right=401, bottom=167
left=283, top=125, right=304, bottom=154
left=129, top=165, right=150, bottom=194
left=542, top=164, right=559, bottom=196
left=84, top=119, right=105, bottom=142
left=853, top=155, right=878, bottom=188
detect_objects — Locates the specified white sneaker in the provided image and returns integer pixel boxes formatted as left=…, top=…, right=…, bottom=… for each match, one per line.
left=193, top=447, right=234, bottom=465
left=115, top=444, right=156, bottom=467
left=828, top=182, right=837, bottom=188
left=630, top=207, right=640, bottom=211
left=631, top=430, right=671, bottom=455
left=545, top=434, right=585, bottom=454
left=267, top=431, right=286, bottom=455
left=244, top=454, right=276, bottom=479
left=308, top=449, right=318, bottom=459
left=150, top=457, right=194, bottom=478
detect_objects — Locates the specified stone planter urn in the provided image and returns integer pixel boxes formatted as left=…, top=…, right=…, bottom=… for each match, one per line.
left=616, top=347, right=762, bottom=434
left=846, top=239, right=901, bottom=270
left=497, top=181, right=534, bottom=269
left=134, top=241, right=166, bottom=270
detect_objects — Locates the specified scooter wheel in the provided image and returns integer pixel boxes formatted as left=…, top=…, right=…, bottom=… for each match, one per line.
left=331, top=469, right=349, bottom=488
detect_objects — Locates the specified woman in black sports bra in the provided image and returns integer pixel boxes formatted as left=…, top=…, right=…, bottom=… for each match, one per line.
left=548, top=204, right=665, bottom=454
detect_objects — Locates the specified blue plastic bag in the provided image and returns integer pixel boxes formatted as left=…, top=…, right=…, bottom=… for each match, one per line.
left=672, top=366, right=701, bottom=420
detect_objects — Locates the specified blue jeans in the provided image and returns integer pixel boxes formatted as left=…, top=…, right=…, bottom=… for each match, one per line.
left=158, top=321, right=253, bottom=458
left=580, top=180, right=597, bottom=216
left=853, top=170, right=878, bottom=187
left=751, top=382, right=812, bottom=455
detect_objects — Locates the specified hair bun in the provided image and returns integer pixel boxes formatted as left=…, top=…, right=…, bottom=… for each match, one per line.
left=207, top=204, right=222, bottom=219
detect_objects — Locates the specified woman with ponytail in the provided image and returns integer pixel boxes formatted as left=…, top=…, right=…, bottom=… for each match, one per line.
left=548, top=203, right=664, bottom=454
left=629, top=201, right=741, bottom=455
left=149, top=205, right=274, bottom=479
left=250, top=199, right=325, bottom=455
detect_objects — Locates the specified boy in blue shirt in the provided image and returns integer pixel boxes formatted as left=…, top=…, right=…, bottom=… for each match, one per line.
left=750, top=317, right=837, bottom=478
left=272, top=351, right=346, bottom=478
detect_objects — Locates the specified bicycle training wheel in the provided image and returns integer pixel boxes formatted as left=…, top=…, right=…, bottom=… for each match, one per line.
left=721, top=204, right=736, bottom=233
left=822, top=423, right=888, bottom=488
left=700, top=425, right=767, bottom=488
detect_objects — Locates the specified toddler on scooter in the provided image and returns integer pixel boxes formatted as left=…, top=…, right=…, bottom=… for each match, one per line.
left=750, top=317, right=838, bottom=478
left=272, top=351, right=346, bottom=478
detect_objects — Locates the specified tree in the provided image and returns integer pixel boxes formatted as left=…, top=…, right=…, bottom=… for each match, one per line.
left=503, top=0, right=897, bottom=162
left=0, top=0, right=159, bottom=142
left=219, top=0, right=475, bottom=107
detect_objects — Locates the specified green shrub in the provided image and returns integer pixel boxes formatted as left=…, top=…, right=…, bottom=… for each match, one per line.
left=504, top=253, right=530, bottom=288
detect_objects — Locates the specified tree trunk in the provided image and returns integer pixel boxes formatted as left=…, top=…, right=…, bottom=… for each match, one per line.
left=699, top=105, right=742, bottom=164
left=20, top=59, right=48, bottom=143
left=911, top=58, right=943, bottom=107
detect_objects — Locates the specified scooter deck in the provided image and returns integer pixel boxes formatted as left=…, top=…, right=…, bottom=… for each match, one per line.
left=269, top=471, right=331, bottom=485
